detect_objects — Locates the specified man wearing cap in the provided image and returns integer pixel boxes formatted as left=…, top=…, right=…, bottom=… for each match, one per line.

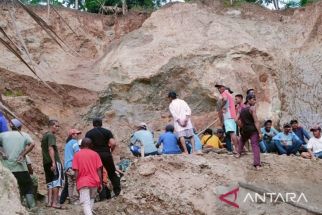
left=85, top=118, right=121, bottom=197
left=130, top=122, right=158, bottom=157
left=236, top=95, right=261, bottom=169
left=273, top=123, right=302, bottom=155
left=0, top=118, right=36, bottom=208
left=64, top=128, right=81, bottom=204
left=301, top=126, right=322, bottom=159
left=168, top=91, right=195, bottom=154
left=215, top=84, right=238, bottom=154
left=259, top=120, right=279, bottom=153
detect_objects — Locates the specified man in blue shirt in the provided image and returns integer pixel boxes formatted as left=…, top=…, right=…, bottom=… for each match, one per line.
left=259, top=120, right=279, bottom=153
left=273, top=123, right=302, bottom=155
left=64, top=128, right=81, bottom=204
left=130, top=122, right=158, bottom=157
left=157, top=124, right=181, bottom=154
left=290, top=120, right=310, bottom=153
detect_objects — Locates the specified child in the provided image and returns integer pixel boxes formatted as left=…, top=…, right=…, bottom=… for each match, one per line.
left=73, top=138, right=102, bottom=215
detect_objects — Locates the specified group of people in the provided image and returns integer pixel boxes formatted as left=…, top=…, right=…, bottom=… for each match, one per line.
left=0, top=84, right=322, bottom=214
left=129, top=86, right=322, bottom=172
left=0, top=117, right=120, bottom=215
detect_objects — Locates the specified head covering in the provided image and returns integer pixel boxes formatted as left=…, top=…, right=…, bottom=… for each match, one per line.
left=310, top=125, right=321, bottom=132
left=137, top=122, right=147, bottom=129
left=11, top=118, right=22, bottom=128
left=215, top=84, right=224, bottom=88
left=283, top=123, right=291, bottom=128
left=68, top=128, right=81, bottom=137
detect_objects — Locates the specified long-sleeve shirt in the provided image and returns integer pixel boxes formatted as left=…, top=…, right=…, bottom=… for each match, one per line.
left=273, top=132, right=301, bottom=146
left=169, top=98, right=193, bottom=132
left=292, top=127, right=310, bottom=144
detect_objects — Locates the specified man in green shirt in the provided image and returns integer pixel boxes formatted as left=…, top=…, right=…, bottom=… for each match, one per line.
left=41, top=119, right=63, bottom=209
left=0, top=118, right=36, bottom=208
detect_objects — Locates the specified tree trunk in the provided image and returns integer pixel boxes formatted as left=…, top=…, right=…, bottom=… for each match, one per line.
left=122, top=0, right=127, bottom=15
left=75, top=0, right=78, bottom=10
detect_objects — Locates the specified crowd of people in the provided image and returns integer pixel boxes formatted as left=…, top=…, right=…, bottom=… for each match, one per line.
left=0, top=84, right=321, bottom=214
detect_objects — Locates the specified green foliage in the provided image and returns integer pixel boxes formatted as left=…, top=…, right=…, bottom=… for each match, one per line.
left=3, top=89, right=24, bottom=97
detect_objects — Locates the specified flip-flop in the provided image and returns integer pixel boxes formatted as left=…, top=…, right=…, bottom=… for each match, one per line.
left=51, top=205, right=66, bottom=210
left=234, top=153, right=241, bottom=158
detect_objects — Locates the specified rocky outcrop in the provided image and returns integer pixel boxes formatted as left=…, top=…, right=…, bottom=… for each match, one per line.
left=0, top=162, right=27, bottom=214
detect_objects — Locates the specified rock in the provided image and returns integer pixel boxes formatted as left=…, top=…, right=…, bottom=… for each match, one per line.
left=225, top=10, right=241, bottom=16
left=138, top=162, right=157, bottom=176
left=0, top=163, right=27, bottom=214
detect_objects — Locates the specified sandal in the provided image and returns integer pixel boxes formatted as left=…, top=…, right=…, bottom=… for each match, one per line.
left=234, top=153, right=241, bottom=158
left=51, top=205, right=66, bottom=210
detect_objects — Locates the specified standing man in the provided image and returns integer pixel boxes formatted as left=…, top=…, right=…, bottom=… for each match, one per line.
left=215, top=84, right=238, bottom=154
left=41, top=119, right=64, bottom=209
left=235, top=94, right=245, bottom=115
left=235, top=95, right=261, bottom=170
left=64, top=128, right=81, bottom=204
left=0, top=119, right=35, bottom=208
left=168, top=91, right=195, bottom=154
left=85, top=118, right=121, bottom=196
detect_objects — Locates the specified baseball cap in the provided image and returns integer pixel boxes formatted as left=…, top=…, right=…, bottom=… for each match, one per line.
left=310, top=125, right=321, bottom=132
left=283, top=123, right=291, bottom=128
left=215, top=84, right=225, bottom=88
left=11, top=118, right=22, bottom=128
left=68, top=128, right=81, bottom=136
left=137, top=122, right=147, bottom=129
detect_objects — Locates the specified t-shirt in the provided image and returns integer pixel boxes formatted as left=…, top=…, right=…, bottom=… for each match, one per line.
left=273, top=132, right=300, bottom=146
left=158, top=132, right=181, bottom=154
left=85, top=127, right=114, bottom=153
left=0, top=113, right=8, bottom=133
left=169, top=99, right=193, bottom=132
left=41, top=131, right=61, bottom=164
left=307, top=136, right=322, bottom=153
left=193, top=134, right=203, bottom=151
left=260, top=127, right=279, bottom=142
left=130, top=130, right=157, bottom=154
left=221, top=90, right=236, bottom=120
left=72, top=149, right=102, bottom=190
left=0, top=131, right=32, bottom=172
left=201, top=134, right=222, bottom=148
left=64, top=139, right=80, bottom=171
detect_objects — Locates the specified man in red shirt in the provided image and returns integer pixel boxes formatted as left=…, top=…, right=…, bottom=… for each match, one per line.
left=73, top=138, right=102, bottom=215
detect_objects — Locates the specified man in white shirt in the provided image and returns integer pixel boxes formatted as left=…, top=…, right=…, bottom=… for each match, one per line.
left=301, top=125, right=322, bottom=159
left=168, top=91, right=195, bottom=154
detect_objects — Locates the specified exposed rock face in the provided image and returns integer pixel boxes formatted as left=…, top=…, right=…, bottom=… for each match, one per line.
left=0, top=163, right=27, bottom=214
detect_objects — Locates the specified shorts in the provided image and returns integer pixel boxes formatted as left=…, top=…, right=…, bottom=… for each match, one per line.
left=224, top=119, right=237, bottom=134
left=44, top=161, right=64, bottom=189
left=176, top=128, right=194, bottom=138
left=12, top=171, right=33, bottom=195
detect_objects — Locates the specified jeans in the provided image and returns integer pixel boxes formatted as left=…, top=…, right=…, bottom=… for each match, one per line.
left=314, top=151, right=322, bottom=158
left=225, top=132, right=233, bottom=152
left=238, top=132, right=261, bottom=167
left=80, top=187, right=97, bottom=215
left=98, top=152, right=121, bottom=196
left=274, top=140, right=302, bottom=155
left=259, top=140, right=277, bottom=153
